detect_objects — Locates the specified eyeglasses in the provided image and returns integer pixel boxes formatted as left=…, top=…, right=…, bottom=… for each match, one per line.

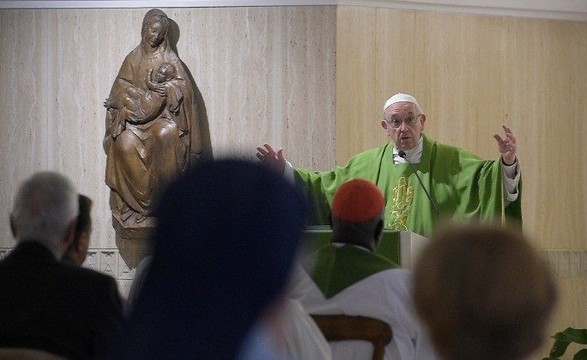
left=385, top=114, right=422, bottom=129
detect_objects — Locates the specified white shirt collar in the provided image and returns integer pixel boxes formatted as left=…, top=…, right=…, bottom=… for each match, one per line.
left=392, top=135, right=423, bottom=164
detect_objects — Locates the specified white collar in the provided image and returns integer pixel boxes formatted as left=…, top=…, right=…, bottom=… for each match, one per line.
left=392, top=135, right=423, bottom=164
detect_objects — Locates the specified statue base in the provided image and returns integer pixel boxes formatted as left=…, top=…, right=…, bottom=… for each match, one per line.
left=112, top=215, right=155, bottom=270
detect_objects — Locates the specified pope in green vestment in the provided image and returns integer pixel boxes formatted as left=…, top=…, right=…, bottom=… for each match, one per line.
left=257, top=93, right=522, bottom=238
left=295, top=134, right=522, bottom=237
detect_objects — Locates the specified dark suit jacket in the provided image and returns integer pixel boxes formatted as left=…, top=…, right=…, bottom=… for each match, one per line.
left=0, top=241, right=124, bottom=360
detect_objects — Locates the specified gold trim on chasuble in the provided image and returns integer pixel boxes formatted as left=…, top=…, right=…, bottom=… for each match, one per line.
left=387, top=176, right=414, bottom=230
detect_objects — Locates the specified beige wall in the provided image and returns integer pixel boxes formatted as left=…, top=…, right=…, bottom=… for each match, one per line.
left=0, top=4, right=586, bottom=354
left=0, top=6, right=336, bottom=294
left=336, top=5, right=587, bottom=355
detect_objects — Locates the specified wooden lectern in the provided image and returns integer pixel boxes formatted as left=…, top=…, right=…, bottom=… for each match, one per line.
left=303, top=226, right=429, bottom=270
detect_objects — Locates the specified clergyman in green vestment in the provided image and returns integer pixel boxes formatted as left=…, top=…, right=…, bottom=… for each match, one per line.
left=289, top=178, right=440, bottom=359
left=302, top=179, right=399, bottom=298
left=256, top=93, right=521, bottom=237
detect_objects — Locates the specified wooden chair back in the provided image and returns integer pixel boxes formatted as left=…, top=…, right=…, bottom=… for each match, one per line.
left=311, top=314, right=393, bottom=360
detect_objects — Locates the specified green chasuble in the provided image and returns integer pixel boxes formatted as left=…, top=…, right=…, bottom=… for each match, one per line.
left=294, top=134, right=522, bottom=237
left=303, top=244, right=398, bottom=299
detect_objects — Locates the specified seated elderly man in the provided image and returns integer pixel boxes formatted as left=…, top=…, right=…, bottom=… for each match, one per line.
left=290, top=179, right=438, bottom=360
left=0, top=172, right=124, bottom=360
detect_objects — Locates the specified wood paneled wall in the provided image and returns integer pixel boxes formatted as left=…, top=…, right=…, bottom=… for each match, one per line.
left=336, top=5, right=587, bottom=350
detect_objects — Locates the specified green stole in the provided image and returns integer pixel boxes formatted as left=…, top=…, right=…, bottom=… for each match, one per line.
left=294, top=134, right=522, bottom=238
left=303, top=244, right=398, bottom=299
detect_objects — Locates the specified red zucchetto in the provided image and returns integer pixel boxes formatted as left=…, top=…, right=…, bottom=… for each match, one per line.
left=332, top=179, right=384, bottom=223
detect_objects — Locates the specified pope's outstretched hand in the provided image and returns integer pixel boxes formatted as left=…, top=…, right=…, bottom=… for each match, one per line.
left=493, top=124, right=517, bottom=166
left=256, top=143, right=286, bottom=174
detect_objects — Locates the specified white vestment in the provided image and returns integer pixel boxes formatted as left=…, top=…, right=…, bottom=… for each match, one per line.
left=289, top=265, right=439, bottom=360
left=280, top=298, right=332, bottom=360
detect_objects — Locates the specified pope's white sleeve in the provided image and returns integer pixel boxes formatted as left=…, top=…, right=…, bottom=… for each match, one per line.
left=502, top=161, right=521, bottom=203
left=284, top=160, right=295, bottom=184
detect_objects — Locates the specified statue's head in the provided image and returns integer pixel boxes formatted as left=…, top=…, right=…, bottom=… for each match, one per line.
left=141, top=9, right=169, bottom=49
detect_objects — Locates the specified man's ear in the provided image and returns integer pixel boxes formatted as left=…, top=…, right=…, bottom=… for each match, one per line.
left=374, top=219, right=384, bottom=244
left=77, top=231, right=90, bottom=253
left=62, top=218, right=78, bottom=250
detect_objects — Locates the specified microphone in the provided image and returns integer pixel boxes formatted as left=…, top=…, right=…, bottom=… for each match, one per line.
left=398, top=150, right=440, bottom=221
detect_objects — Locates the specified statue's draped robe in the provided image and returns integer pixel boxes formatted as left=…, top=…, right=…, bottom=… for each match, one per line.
left=295, top=134, right=522, bottom=237
left=104, top=44, right=202, bottom=220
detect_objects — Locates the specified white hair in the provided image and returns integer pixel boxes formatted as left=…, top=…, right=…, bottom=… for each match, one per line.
left=10, top=172, right=78, bottom=249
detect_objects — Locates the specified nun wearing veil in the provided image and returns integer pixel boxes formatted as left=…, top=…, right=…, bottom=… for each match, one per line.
left=104, top=159, right=310, bottom=359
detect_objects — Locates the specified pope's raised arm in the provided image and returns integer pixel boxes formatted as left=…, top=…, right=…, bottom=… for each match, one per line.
left=256, top=143, right=287, bottom=175
left=493, top=124, right=517, bottom=166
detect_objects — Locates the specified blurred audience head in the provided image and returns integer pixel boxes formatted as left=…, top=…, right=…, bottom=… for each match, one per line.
left=63, top=194, right=93, bottom=266
left=10, top=171, right=78, bottom=257
left=330, top=179, right=385, bottom=251
left=413, top=222, right=558, bottom=360
left=120, top=158, right=308, bottom=359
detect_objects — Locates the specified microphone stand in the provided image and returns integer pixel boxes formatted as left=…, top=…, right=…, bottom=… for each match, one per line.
left=398, top=150, right=440, bottom=222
